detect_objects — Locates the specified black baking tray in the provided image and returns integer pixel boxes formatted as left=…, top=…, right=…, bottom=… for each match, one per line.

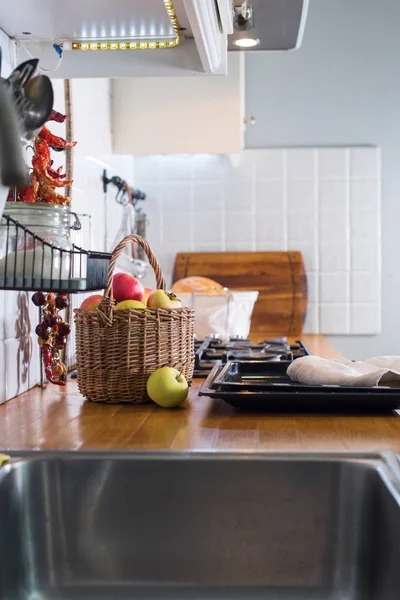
left=199, top=363, right=400, bottom=412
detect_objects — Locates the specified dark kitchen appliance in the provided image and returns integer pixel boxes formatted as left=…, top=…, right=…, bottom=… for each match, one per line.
left=199, top=360, right=400, bottom=412
left=194, top=336, right=308, bottom=378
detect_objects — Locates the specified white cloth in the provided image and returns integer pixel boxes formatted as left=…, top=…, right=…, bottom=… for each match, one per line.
left=287, top=356, right=400, bottom=387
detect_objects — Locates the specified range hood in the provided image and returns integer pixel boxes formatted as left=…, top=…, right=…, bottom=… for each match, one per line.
left=229, top=0, right=309, bottom=52
left=0, top=0, right=309, bottom=78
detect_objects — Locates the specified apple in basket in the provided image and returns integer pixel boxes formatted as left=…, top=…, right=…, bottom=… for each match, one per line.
left=142, top=287, right=153, bottom=306
left=115, top=300, right=146, bottom=310
left=147, top=367, right=188, bottom=408
left=79, top=295, right=103, bottom=312
left=147, top=290, right=182, bottom=309
left=112, top=273, right=144, bottom=303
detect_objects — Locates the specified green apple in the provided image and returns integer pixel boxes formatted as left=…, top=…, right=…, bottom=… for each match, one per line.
left=146, top=367, right=188, bottom=407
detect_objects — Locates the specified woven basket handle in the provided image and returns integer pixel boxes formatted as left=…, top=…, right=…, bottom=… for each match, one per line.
left=104, top=234, right=166, bottom=301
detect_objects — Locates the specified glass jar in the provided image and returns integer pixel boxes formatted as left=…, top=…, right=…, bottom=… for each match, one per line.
left=0, top=202, right=80, bottom=285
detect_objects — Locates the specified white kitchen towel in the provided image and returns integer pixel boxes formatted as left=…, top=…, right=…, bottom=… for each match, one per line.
left=287, top=356, right=400, bottom=387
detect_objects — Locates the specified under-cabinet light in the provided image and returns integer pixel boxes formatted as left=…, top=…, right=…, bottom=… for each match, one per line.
left=72, top=0, right=180, bottom=50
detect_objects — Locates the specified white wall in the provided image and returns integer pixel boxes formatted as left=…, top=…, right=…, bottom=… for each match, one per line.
left=0, top=74, right=134, bottom=403
left=245, top=0, right=400, bottom=358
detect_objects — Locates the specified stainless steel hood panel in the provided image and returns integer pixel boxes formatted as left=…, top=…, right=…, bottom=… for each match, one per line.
left=1, top=451, right=400, bottom=599
left=229, top=0, right=309, bottom=51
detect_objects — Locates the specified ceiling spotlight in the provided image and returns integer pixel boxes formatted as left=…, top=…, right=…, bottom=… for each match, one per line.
left=234, top=37, right=260, bottom=48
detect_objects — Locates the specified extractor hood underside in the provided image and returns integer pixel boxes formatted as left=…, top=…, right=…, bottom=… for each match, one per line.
left=228, top=0, right=309, bottom=51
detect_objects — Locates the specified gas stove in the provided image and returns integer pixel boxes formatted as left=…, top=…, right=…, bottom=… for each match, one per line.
left=193, top=336, right=309, bottom=378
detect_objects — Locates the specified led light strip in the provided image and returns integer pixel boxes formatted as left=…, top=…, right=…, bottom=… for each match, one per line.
left=72, top=0, right=180, bottom=50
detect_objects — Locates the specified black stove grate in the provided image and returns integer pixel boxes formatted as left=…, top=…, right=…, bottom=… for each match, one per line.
left=194, top=336, right=309, bottom=378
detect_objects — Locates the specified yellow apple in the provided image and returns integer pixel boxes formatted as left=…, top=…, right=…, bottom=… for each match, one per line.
left=147, top=290, right=182, bottom=309
left=114, top=300, right=146, bottom=310
left=146, top=367, right=188, bottom=407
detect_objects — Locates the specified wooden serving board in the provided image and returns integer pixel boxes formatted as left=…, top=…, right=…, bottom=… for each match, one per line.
left=173, top=251, right=308, bottom=338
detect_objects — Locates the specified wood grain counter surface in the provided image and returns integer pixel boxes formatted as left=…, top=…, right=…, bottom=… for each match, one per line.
left=1, top=335, right=400, bottom=452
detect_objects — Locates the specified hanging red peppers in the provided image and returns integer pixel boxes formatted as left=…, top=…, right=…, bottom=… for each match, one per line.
left=32, top=292, right=70, bottom=386
left=13, top=110, right=77, bottom=204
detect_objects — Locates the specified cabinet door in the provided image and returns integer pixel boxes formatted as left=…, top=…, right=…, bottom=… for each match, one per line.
left=111, top=53, right=244, bottom=155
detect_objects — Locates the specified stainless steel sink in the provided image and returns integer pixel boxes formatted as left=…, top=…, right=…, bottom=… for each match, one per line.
left=1, top=451, right=400, bottom=600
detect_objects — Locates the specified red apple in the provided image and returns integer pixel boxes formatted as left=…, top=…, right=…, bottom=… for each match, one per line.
left=147, top=290, right=182, bottom=309
left=112, top=273, right=144, bottom=303
left=143, top=287, right=153, bottom=306
left=80, top=294, right=103, bottom=312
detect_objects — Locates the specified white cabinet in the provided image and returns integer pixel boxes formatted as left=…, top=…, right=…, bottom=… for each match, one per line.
left=2, top=0, right=233, bottom=78
left=112, top=53, right=245, bottom=155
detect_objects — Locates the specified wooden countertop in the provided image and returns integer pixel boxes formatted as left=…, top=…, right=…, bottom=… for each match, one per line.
left=1, top=335, right=400, bottom=452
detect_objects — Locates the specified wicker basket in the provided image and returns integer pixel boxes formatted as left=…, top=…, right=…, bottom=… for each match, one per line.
left=74, top=235, right=195, bottom=403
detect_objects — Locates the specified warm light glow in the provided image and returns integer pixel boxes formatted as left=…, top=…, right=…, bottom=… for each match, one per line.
left=234, top=37, right=260, bottom=48
left=71, top=0, right=180, bottom=51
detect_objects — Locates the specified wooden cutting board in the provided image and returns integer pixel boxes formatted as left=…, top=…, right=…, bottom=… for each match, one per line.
left=173, top=251, right=308, bottom=337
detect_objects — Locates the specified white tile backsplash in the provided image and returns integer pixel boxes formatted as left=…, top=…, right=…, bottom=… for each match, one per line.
left=350, top=304, right=381, bottom=335
left=319, top=209, right=348, bottom=243
left=287, top=180, right=315, bottom=212
left=255, top=180, right=284, bottom=211
left=256, top=211, right=285, bottom=242
left=351, top=272, right=380, bottom=303
left=350, top=209, right=379, bottom=240
left=164, top=211, right=192, bottom=245
left=303, top=303, right=319, bottom=334
left=319, top=180, right=348, bottom=212
left=223, top=181, right=254, bottom=211
left=320, top=242, right=350, bottom=272
left=350, top=179, right=379, bottom=211
left=162, top=184, right=192, bottom=211
left=320, top=273, right=349, bottom=303
left=251, top=149, right=284, bottom=180
left=318, top=148, right=348, bottom=179
left=194, top=212, right=223, bottom=244
left=287, top=148, right=316, bottom=179
left=320, top=304, right=349, bottom=335
left=162, top=155, right=193, bottom=181
left=351, top=240, right=380, bottom=271
left=224, top=212, right=254, bottom=244
left=306, top=273, right=318, bottom=304
left=288, top=211, right=316, bottom=242
left=139, top=146, right=381, bottom=337
left=193, top=183, right=223, bottom=210
left=350, top=147, right=380, bottom=179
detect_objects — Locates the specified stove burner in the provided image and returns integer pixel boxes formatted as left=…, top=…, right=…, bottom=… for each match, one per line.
left=194, top=336, right=309, bottom=378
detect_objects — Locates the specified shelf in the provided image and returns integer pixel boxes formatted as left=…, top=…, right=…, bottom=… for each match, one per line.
left=0, top=214, right=110, bottom=293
